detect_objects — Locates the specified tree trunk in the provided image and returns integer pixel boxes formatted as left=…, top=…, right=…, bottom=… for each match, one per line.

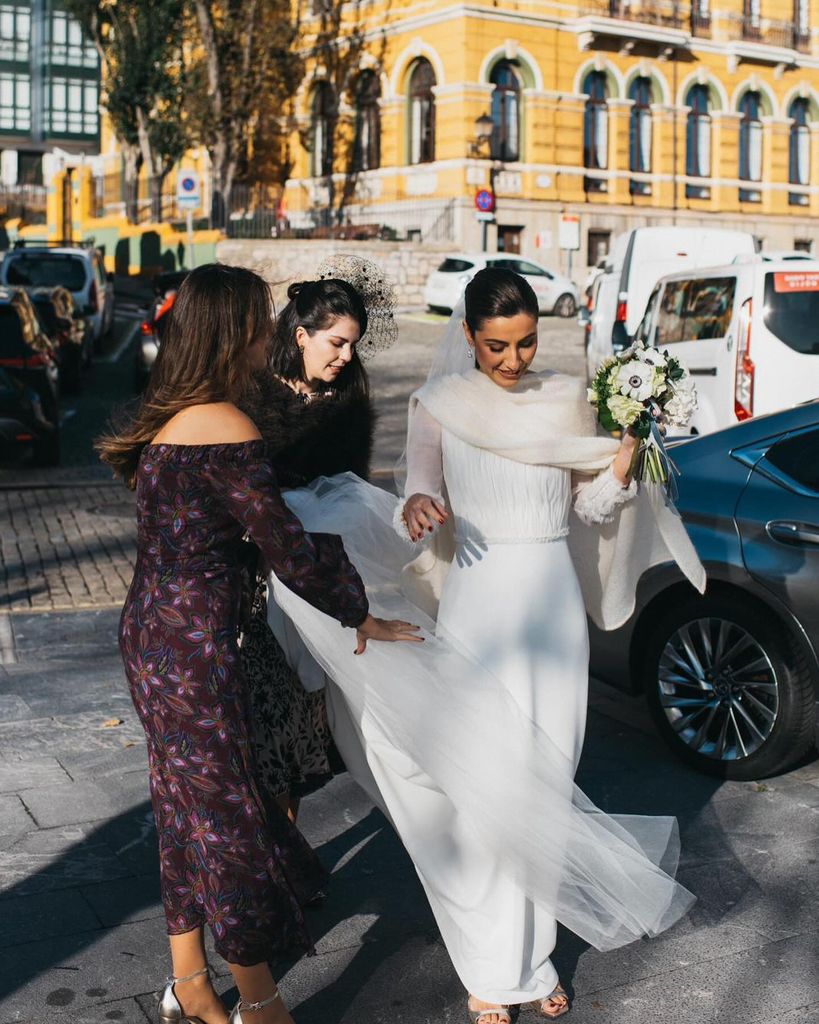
left=122, top=145, right=142, bottom=224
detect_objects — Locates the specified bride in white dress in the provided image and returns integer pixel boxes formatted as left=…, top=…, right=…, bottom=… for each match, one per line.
left=264, top=268, right=705, bottom=1022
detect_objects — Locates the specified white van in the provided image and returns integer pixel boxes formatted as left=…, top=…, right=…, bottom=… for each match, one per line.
left=583, top=226, right=756, bottom=380
left=634, top=256, right=819, bottom=435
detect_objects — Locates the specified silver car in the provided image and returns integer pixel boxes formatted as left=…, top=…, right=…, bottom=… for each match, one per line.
left=590, top=400, right=819, bottom=780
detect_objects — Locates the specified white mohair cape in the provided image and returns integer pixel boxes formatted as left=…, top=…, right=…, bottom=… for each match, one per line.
left=400, top=369, right=706, bottom=628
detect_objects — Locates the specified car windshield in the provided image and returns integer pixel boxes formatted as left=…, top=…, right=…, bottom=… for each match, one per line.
left=763, top=271, right=819, bottom=355
left=6, top=255, right=87, bottom=291
left=437, top=258, right=474, bottom=273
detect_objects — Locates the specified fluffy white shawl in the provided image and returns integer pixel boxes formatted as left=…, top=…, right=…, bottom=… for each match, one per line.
left=402, top=369, right=706, bottom=631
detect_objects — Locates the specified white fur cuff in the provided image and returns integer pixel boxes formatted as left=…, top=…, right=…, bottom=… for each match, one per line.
left=392, top=499, right=414, bottom=543
left=574, top=466, right=638, bottom=526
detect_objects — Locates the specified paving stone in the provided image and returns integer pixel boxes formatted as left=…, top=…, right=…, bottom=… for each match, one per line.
left=22, top=777, right=148, bottom=829
left=0, top=888, right=102, bottom=948
left=0, top=793, right=33, bottom=835
left=20, top=996, right=152, bottom=1024
left=0, top=757, right=71, bottom=793
left=0, top=821, right=135, bottom=897
left=79, top=875, right=162, bottom=928
left=0, top=711, right=144, bottom=759
left=0, top=917, right=168, bottom=1022
left=0, top=693, right=32, bottom=722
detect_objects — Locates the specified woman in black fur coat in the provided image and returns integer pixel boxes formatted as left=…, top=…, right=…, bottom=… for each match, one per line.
left=239, top=278, right=376, bottom=821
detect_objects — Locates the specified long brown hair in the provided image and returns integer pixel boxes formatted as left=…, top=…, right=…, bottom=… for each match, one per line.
left=96, top=263, right=272, bottom=488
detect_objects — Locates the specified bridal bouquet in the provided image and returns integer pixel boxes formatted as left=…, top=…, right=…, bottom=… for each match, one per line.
left=587, top=341, right=697, bottom=487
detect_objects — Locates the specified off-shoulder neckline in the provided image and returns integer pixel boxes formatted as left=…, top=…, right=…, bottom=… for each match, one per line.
left=142, top=439, right=266, bottom=457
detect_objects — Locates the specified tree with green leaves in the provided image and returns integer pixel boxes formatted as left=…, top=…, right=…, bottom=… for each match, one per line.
left=63, top=0, right=188, bottom=223
left=187, top=0, right=302, bottom=226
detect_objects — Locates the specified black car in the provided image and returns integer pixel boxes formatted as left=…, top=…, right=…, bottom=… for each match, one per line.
left=0, top=366, right=59, bottom=466
left=589, top=401, right=819, bottom=780
left=28, top=285, right=90, bottom=392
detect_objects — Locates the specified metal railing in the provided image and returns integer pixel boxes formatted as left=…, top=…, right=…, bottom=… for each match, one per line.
left=579, top=0, right=813, bottom=49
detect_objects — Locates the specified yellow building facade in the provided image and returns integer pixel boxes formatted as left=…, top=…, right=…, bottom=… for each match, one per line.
left=285, top=0, right=819, bottom=274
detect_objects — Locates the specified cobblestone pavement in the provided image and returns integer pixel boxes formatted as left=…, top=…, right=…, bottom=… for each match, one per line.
left=0, top=313, right=584, bottom=614
left=0, top=607, right=817, bottom=1024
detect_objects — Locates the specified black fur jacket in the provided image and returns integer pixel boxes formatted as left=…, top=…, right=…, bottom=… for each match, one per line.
left=238, top=373, right=376, bottom=488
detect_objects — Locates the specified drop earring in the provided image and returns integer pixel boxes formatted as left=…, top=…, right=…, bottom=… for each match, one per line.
left=466, top=342, right=473, bottom=356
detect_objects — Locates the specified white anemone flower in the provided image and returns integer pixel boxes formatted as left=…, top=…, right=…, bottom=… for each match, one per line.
left=639, top=346, right=668, bottom=369
left=615, top=360, right=656, bottom=402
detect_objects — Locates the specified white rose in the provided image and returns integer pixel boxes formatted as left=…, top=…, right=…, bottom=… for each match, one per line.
left=607, top=393, right=645, bottom=427
left=615, top=360, right=656, bottom=402
left=587, top=387, right=598, bottom=405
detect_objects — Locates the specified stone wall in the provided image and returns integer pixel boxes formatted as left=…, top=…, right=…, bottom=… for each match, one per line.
left=216, top=239, right=452, bottom=310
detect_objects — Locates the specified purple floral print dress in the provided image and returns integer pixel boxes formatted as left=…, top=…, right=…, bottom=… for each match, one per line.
left=119, top=440, right=368, bottom=965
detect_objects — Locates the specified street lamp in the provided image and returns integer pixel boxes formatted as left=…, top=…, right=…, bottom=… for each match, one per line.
left=469, top=112, right=497, bottom=252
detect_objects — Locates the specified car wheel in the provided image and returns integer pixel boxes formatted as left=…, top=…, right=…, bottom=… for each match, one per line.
left=641, top=594, right=817, bottom=780
left=553, top=294, right=577, bottom=318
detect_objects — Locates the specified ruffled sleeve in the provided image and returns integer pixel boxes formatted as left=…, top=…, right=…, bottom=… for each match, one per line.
left=572, top=465, right=637, bottom=526
left=207, top=443, right=369, bottom=628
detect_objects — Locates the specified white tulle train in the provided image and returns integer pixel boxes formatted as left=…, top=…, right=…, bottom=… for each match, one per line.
left=268, top=473, right=695, bottom=1000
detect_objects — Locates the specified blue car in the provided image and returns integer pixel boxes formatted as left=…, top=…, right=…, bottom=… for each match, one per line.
left=589, top=400, right=819, bottom=779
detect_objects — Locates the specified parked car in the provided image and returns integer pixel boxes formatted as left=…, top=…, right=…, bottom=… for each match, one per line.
left=424, top=253, right=579, bottom=317
left=135, top=270, right=188, bottom=390
left=633, top=256, right=819, bottom=436
left=0, top=286, right=59, bottom=412
left=0, top=366, right=59, bottom=466
left=0, top=242, right=115, bottom=350
left=28, top=285, right=89, bottom=393
left=583, top=226, right=756, bottom=380
left=589, top=401, right=819, bottom=779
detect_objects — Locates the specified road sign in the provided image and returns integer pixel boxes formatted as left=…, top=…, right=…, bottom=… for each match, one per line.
left=559, top=215, right=580, bottom=251
left=475, top=188, right=495, bottom=213
left=176, top=171, right=201, bottom=210
left=475, top=211, right=495, bottom=222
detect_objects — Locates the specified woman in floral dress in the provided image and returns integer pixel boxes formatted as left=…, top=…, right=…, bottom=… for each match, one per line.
left=97, top=264, right=419, bottom=1024
left=238, top=277, right=375, bottom=822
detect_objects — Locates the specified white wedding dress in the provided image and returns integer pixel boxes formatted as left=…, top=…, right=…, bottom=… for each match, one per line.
left=381, top=408, right=635, bottom=1001
left=266, top=391, right=694, bottom=1005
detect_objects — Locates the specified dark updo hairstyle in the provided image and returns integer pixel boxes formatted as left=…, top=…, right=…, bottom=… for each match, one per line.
left=463, top=267, right=539, bottom=334
left=271, top=278, right=369, bottom=399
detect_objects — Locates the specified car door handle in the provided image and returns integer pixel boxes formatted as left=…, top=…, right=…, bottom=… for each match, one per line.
left=690, top=367, right=718, bottom=377
left=766, top=520, right=819, bottom=546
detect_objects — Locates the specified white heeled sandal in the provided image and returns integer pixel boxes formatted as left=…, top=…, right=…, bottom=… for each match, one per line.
left=228, top=991, right=281, bottom=1022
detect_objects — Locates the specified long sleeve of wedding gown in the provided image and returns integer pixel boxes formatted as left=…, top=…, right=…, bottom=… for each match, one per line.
left=393, top=404, right=445, bottom=541
left=572, top=466, right=637, bottom=525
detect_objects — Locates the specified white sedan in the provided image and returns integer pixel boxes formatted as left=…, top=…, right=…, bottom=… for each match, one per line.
left=423, top=253, right=580, bottom=317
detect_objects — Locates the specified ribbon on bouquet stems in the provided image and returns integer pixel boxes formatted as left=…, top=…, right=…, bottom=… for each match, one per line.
left=633, top=400, right=681, bottom=505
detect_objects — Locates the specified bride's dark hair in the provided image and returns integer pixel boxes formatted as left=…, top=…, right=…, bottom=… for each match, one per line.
left=272, top=278, right=369, bottom=399
left=464, top=267, right=539, bottom=333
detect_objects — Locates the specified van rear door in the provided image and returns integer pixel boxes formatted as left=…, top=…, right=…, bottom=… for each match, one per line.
left=586, top=272, right=621, bottom=379
left=651, top=274, right=739, bottom=435
left=753, top=269, right=819, bottom=415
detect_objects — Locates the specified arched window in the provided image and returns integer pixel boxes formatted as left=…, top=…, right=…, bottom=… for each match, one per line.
left=583, top=70, right=608, bottom=192
left=739, top=91, right=763, bottom=202
left=789, top=97, right=810, bottom=206
left=311, top=83, right=335, bottom=177
left=353, top=70, right=380, bottom=172
left=408, top=59, right=435, bottom=165
left=685, top=83, right=711, bottom=199
left=490, top=60, right=520, bottom=162
left=629, top=76, right=653, bottom=195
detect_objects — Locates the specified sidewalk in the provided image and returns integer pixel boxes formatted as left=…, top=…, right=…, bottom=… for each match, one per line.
left=1, top=606, right=818, bottom=1024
